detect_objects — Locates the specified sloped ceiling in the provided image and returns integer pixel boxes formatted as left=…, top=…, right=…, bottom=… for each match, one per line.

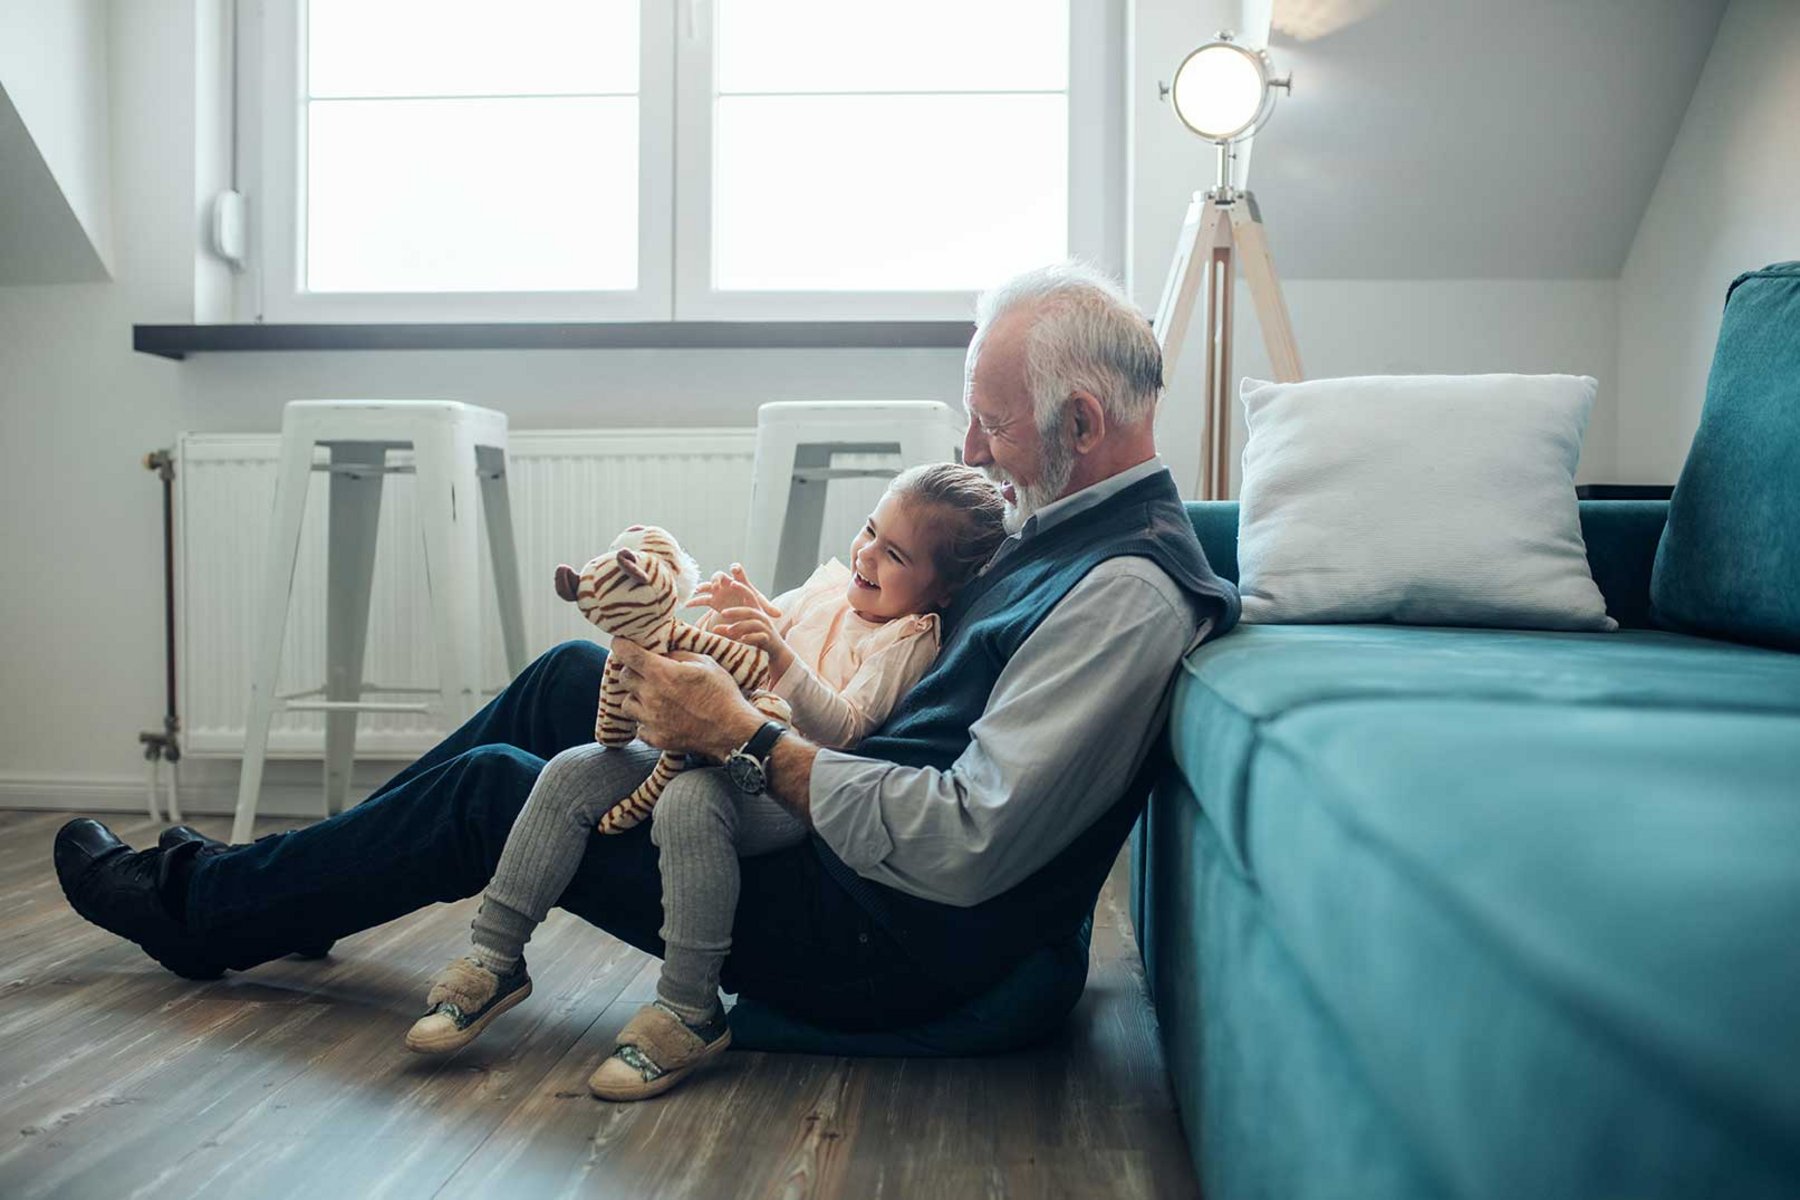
left=1247, top=0, right=1729, bottom=278
left=0, top=82, right=110, bottom=285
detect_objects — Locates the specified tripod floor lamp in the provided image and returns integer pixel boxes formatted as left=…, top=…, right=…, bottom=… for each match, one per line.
left=1154, top=33, right=1303, bottom=500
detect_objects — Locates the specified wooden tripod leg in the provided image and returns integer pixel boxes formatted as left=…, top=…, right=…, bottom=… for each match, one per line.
left=1228, top=199, right=1303, bottom=383
left=1154, top=192, right=1228, bottom=394
left=1201, top=243, right=1234, bottom=500
left=1155, top=192, right=1229, bottom=499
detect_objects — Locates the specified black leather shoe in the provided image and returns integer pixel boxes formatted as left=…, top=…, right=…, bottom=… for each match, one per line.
left=154, top=826, right=336, bottom=961
left=55, top=818, right=227, bottom=980
left=158, top=825, right=226, bottom=854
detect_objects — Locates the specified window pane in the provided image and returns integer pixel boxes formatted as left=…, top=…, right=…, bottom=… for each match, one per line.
left=716, top=0, right=1067, bottom=94
left=309, top=0, right=638, bottom=98
left=713, top=95, right=1066, bottom=291
left=307, top=98, right=638, bottom=293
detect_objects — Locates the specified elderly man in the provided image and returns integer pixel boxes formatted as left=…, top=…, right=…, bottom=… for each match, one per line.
left=55, top=263, right=1239, bottom=1094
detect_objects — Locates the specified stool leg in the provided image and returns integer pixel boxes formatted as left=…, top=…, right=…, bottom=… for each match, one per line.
left=414, top=424, right=485, bottom=727
left=775, top=444, right=834, bottom=595
left=744, top=426, right=800, bottom=594
left=232, top=432, right=316, bottom=844
left=323, top=443, right=386, bottom=817
left=477, top=444, right=528, bottom=677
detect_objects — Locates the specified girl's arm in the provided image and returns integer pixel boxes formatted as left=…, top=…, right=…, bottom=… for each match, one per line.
left=773, top=626, right=939, bottom=749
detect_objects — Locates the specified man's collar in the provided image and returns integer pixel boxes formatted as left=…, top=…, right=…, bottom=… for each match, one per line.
left=980, top=457, right=1170, bottom=576
left=1016, top=456, right=1169, bottom=541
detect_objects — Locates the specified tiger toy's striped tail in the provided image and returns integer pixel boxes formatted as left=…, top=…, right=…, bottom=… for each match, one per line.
left=555, top=525, right=787, bottom=834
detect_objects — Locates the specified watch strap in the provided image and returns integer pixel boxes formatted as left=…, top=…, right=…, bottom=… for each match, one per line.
left=742, top=720, right=786, bottom=761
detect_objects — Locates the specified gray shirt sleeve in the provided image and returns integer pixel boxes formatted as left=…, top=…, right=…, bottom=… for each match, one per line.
left=807, top=556, right=1211, bottom=907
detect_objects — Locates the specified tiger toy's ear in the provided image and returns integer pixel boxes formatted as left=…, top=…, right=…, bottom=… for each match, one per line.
left=609, top=525, right=699, bottom=604
left=615, top=547, right=651, bottom=585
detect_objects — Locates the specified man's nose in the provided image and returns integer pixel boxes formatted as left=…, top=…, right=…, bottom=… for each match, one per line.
left=963, top=423, right=990, bottom=467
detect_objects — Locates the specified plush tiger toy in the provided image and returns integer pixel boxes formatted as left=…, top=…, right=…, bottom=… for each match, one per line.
left=554, top=524, right=791, bottom=834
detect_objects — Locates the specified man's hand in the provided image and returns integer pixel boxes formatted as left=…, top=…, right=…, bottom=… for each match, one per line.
left=610, top=640, right=763, bottom=761
left=611, top=638, right=822, bottom=826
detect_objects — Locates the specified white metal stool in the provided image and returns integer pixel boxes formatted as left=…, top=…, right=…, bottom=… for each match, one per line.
left=231, top=400, right=528, bottom=843
left=743, top=400, right=967, bottom=595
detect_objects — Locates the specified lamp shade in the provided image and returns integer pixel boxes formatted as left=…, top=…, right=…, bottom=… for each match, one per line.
left=1170, top=39, right=1271, bottom=142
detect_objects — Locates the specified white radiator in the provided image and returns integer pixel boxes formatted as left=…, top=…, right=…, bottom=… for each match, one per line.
left=175, top=429, right=892, bottom=758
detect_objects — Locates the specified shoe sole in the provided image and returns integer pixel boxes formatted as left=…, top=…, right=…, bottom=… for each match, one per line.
left=588, top=1028, right=731, bottom=1102
left=405, top=980, right=533, bottom=1055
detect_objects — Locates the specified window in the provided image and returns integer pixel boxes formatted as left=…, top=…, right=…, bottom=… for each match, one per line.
left=242, top=0, right=1121, bottom=323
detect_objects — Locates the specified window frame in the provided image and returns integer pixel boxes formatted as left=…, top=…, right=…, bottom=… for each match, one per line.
left=244, top=0, right=676, bottom=323
left=237, top=0, right=1122, bottom=324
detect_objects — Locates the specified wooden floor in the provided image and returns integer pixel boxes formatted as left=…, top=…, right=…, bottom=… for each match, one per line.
left=0, top=810, right=1199, bottom=1199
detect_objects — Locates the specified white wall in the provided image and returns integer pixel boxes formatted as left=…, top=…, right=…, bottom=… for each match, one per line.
left=1148, top=278, right=1619, bottom=497
left=0, top=0, right=114, bottom=275
left=1128, top=0, right=1621, bottom=494
left=1614, top=0, right=1800, bottom=483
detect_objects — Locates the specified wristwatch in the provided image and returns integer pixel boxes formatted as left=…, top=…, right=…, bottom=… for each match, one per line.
left=723, top=721, right=786, bottom=794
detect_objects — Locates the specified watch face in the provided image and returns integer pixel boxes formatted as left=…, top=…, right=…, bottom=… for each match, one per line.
left=725, top=752, right=765, bottom=794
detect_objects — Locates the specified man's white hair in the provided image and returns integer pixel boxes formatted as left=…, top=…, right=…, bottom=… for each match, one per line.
left=970, top=261, right=1163, bottom=433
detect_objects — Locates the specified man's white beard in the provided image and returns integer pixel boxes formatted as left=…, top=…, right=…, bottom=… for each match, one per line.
left=987, top=417, right=1077, bottom=535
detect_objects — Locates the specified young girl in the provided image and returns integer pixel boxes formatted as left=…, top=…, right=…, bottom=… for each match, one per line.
left=406, top=463, right=1008, bottom=1099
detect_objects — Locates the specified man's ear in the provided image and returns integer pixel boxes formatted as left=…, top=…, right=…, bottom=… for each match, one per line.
left=1068, top=390, right=1107, bottom=453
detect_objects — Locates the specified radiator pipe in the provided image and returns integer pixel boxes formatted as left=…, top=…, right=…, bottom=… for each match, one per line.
left=140, top=450, right=183, bottom=823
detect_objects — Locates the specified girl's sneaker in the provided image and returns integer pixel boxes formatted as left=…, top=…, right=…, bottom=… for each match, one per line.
left=405, top=956, right=532, bottom=1054
left=587, top=1000, right=732, bottom=1101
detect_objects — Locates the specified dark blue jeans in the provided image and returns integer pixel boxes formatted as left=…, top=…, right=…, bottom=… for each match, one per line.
left=186, top=640, right=963, bottom=1031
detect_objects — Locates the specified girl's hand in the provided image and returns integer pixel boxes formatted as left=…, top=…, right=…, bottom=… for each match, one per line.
left=714, top=605, right=795, bottom=680
left=692, top=564, right=783, bottom=617
left=729, top=564, right=782, bottom=617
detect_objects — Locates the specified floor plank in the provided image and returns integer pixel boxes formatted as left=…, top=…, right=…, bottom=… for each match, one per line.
left=1, top=812, right=1198, bottom=1199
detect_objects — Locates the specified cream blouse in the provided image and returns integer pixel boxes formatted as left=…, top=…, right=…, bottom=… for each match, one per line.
left=698, top=559, right=940, bottom=750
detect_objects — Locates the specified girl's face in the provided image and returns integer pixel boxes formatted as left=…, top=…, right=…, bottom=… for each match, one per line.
left=845, top=492, right=953, bottom=620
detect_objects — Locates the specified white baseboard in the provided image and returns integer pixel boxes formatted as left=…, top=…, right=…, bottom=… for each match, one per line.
left=0, top=761, right=404, bottom=819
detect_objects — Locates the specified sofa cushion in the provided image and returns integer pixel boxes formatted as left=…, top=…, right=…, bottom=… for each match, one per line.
left=1652, top=261, right=1800, bottom=651
left=1235, top=373, right=1614, bottom=631
left=1165, top=624, right=1800, bottom=1192
left=1187, top=499, right=1676, bottom=631
left=1239, top=700, right=1800, bottom=1196
left=1170, top=624, right=1800, bottom=876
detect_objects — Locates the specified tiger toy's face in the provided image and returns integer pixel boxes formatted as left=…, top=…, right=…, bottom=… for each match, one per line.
left=554, top=525, right=700, bottom=647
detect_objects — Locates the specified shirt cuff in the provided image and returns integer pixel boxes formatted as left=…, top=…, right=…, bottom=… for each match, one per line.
left=771, top=656, right=805, bottom=700
left=808, top=748, right=896, bottom=871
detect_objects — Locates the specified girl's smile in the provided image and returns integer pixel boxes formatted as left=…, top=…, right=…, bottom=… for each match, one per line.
left=845, top=491, right=954, bottom=620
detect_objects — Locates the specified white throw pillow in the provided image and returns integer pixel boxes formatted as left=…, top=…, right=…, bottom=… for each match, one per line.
left=1236, top=374, right=1616, bottom=631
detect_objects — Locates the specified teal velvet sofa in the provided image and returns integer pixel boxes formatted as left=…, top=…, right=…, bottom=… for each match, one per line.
left=1132, top=264, right=1800, bottom=1199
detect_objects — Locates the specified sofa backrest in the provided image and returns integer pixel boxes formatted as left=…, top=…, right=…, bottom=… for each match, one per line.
left=1650, top=261, right=1800, bottom=652
left=1185, top=500, right=1669, bottom=630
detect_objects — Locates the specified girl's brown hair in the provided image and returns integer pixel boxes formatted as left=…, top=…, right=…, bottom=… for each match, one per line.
left=886, top=463, right=1009, bottom=595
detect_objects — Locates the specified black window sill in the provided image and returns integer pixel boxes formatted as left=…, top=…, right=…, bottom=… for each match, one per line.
left=133, top=320, right=977, bottom=360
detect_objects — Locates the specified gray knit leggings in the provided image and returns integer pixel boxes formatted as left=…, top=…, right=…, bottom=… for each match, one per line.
left=471, top=740, right=808, bottom=1020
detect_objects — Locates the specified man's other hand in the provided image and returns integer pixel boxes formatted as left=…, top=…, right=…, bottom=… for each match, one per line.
left=610, top=640, right=762, bottom=760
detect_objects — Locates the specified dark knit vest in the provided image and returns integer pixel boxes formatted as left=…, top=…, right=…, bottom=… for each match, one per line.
left=809, top=468, right=1240, bottom=995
